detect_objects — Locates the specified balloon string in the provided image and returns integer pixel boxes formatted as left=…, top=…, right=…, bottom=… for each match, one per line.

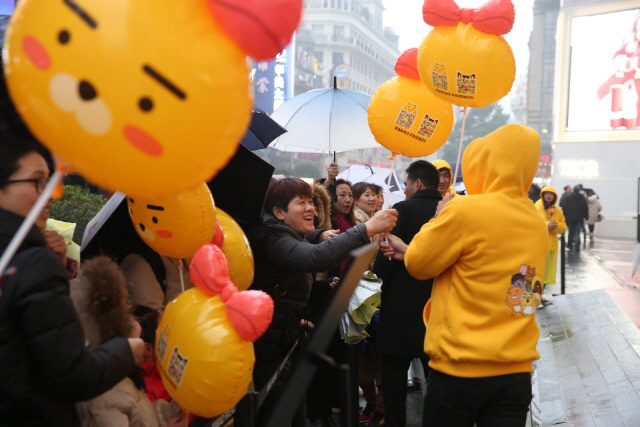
left=178, top=259, right=185, bottom=293
left=386, top=154, right=396, bottom=191
left=451, top=107, right=468, bottom=190
left=0, top=169, right=63, bottom=275
left=385, top=154, right=397, bottom=260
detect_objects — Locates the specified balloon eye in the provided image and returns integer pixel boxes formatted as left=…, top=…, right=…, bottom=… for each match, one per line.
left=58, top=30, right=70, bottom=44
left=152, top=217, right=158, bottom=224
left=139, top=97, right=153, bottom=112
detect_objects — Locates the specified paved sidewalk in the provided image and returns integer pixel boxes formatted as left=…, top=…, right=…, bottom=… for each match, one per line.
left=533, top=237, right=640, bottom=426
left=536, top=290, right=640, bottom=427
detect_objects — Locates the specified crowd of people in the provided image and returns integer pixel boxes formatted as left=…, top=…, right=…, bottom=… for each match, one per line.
left=1, top=122, right=605, bottom=427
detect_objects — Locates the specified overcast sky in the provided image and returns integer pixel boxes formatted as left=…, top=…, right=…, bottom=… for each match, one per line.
left=382, top=0, right=535, bottom=113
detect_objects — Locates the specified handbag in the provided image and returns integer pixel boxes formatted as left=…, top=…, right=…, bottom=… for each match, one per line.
left=597, top=214, right=604, bottom=222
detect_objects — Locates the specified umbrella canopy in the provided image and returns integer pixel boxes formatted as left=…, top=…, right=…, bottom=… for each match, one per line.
left=208, top=144, right=275, bottom=225
left=337, top=164, right=403, bottom=193
left=240, top=109, right=287, bottom=151
left=270, top=82, right=379, bottom=154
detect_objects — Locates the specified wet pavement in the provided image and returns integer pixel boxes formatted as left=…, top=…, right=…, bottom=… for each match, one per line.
left=535, top=237, right=640, bottom=427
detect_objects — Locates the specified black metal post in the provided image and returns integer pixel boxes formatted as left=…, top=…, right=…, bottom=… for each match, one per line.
left=234, top=391, right=258, bottom=427
left=339, top=363, right=354, bottom=427
left=560, top=234, right=566, bottom=295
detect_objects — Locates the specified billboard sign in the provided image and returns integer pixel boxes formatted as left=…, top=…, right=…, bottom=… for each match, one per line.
left=567, top=8, right=640, bottom=132
left=251, top=44, right=295, bottom=115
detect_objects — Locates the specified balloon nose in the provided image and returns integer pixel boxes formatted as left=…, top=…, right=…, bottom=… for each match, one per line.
left=78, top=80, right=98, bottom=100
left=139, top=223, right=146, bottom=232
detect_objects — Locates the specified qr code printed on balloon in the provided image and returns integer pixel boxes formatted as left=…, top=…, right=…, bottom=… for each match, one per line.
left=432, top=63, right=448, bottom=91
left=417, top=114, right=439, bottom=139
left=456, top=72, right=476, bottom=95
left=395, top=103, right=417, bottom=129
left=168, top=346, right=189, bottom=386
left=156, top=324, right=171, bottom=362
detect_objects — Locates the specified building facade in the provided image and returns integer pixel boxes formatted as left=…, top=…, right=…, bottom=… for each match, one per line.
left=527, top=0, right=560, bottom=182
left=295, top=0, right=407, bottom=172
left=551, top=0, right=640, bottom=239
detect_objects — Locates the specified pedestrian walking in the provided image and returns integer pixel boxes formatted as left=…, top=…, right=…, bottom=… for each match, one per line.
left=535, top=186, right=567, bottom=304
left=586, top=194, right=602, bottom=240
left=559, top=185, right=589, bottom=251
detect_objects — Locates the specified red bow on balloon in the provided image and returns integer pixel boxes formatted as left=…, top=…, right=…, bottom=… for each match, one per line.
left=423, top=0, right=515, bottom=36
left=190, top=244, right=273, bottom=343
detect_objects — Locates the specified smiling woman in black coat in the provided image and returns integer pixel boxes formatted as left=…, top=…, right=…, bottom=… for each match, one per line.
left=246, top=178, right=398, bottom=424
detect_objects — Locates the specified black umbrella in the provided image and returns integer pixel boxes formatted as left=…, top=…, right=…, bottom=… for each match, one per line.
left=240, top=109, right=287, bottom=151
left=208, top=144, right=275, bottom=225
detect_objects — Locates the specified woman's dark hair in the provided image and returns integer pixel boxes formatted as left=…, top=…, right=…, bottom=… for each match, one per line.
left=352, top=182, right=375, bottom=202
left=541, top=191, right=556, bottom=210
left=133, top=305, right=159, bottom=345
left=130, top=305, right=159, bottom=391
left=0, top=135, right=44, bottom=184
left=264, top=178, right=312, bottom=215
left=369, top=183, right=382, bottom=195
left=331, top=179, right=356, bottom=226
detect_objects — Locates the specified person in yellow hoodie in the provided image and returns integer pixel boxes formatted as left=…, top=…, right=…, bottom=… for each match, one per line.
left=535, top=186, right=567, bottom=290
left=383, top=124, right=548, bottom=427
left=430, top=159, right=454, bottom=196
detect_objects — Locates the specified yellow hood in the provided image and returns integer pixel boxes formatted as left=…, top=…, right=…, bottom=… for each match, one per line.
left=462, top=124, right=540, bottom=198
left=431, top=159, right=454, bottom=195
left=540, top=185, right=558, bottom=206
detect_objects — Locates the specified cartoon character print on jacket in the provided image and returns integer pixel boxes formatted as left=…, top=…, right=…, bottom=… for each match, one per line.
left=505, top=265, right=540, bottom=318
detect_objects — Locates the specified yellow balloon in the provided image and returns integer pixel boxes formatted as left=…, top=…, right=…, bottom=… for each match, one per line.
left=217, top=209, right=255, bottom=291
left=128, top=183, right=215, bottom=259
left=156, top=288, right=254, bottom=417
left=4, top=0, right=252, bottom=199
left=417, top=23, right=515, bottom=107
left=368, top=76, right=454, bottom=157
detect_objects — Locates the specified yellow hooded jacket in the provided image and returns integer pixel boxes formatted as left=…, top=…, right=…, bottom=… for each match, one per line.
left=534, top=186, right=567, bottom=251
left=405, top=124, right=548, bottom=378
left=431, top=159, right=455, bottom=196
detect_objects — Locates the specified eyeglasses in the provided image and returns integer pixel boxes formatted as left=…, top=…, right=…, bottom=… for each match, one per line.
left=1, top=177, right=49, bottom=194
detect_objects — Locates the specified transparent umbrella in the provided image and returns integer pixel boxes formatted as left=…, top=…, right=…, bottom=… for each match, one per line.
left=270, top=78, right=379, bottom=154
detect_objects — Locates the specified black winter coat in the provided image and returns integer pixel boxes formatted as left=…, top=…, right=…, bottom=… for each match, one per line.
left=246, top=215, right=369, bottom=387
left=560, top=192, right=589, bottom=222
left=372, top=189, right=441, bottom=358
left=0, top=209, right=135, bottom=427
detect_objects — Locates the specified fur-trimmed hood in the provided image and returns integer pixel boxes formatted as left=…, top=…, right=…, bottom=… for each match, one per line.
left=313, top=184, right=333, bottom=231
left=70, top=256, right=133, bottom=348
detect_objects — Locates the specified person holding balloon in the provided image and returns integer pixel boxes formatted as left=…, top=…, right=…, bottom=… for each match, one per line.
left=247, top=178, right=397, bottom=422
left=0, top=137, right=144, bottom=426
left=382, top=125, right=547, bottom=427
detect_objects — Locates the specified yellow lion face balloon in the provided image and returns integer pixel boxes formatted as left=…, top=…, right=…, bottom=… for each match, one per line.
left=418, top=23, right=515, bottom=108
left=128, top=182, right=215, bottom=259
left=4, top=0, right=252, bottom=199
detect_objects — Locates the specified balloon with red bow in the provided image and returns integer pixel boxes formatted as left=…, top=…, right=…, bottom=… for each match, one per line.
left=208, top=0, right=303, bottom=60
left=417, top=0, right=516, bottom=107
left=368, top=48, right=454, bottom=157
left=156, top=244, right=273, bottom=417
